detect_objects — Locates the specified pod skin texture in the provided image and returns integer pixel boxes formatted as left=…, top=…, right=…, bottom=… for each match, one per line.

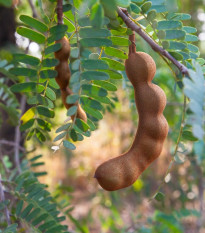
left=54, top=37, right=87, bottom=122
left=94, top=34, right=169, bottom=191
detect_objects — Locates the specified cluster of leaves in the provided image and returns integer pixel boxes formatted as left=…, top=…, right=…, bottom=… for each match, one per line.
left=0, top=154, right=73, bottom=233
left=0, top=60, right=19, bottom=127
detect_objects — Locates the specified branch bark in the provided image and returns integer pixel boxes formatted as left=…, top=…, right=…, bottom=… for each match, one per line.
left=57, top=0, right=63, bottom=24
left=27, top=0, right=38, bottom=18
left=117, top=7, right=189, bottom=76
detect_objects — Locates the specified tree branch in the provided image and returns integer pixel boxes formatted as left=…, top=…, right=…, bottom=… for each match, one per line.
left=117, top=7, right=189, bottom=76
left=0, top=140, right=25, bottom=152
left=57, top=0, right=63, bottom=24
left=27, top=0, right=38, bottom=18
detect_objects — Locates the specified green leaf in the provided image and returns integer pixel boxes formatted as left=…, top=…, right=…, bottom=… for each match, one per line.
left=66, top=94, right=79, bottom=104
left=69, top=129, right=78, bottom=141
left=20, top=15, right=48, bottom=33
left=83, top=105, right=103, bottom=120
left=185, top=34, right=198, bottom=42
left=70, top=47, right=79, bottom=58
left=130, top=3, right=141, bottom=14
left=101, top=57, right=124, bottom=71
left=42, top=58, right=59, bottom=67
left=82, top=84, right=107, bottom=97
left=81, top=71, right=109, bottom=81
left=71, top=59, right=80, bottom=70
left=187, top=44, right=199, bottom=53
left=157, top=20, right=182, bottom=30
left=10, top=67, right=37, bottom=77
left=147, top=9, right=157, bottom=21
left=21, top=204, right=33, bottom=218
left=110, top=36, right=130, bottom=46
left=116, top=0, right=131, bottom=7
left=17, top=27, right=46, bottom=44
left=141, top=1, right=152, bottom=13
left=164, top=30, right=186, bottom=40
left=104, top=47, right=128, bottom=59
left=25, top=208, right=41, bottom=222
left=45, top=87, right=56, bottom=101
left=50, top=24, right=68, bottom=35
left=182, top=130, right=198, bottom=141
left=150, top=4, right=166, bottom=13
left=79, top=28, right=111, bottom=38
left=154, top=192, right=165, bottom=202
left=169, top=41, right=187, bottom=50
left=16, top=200, right=24, bottom=216
left=67, top=106, right=77, bottom=116
left=45, top=43, right=62, bottom=55
left=40, top=69, right=57, bottom=79
left=13, top=54, right=40, bottom=66
left=54, top=132, right=67, bottom=142
left=168, top=51, right=183, bottom=60
left=64, top=17, right=75, bottom=32
left=56, top=123, right=71, bottom=133
left=167, top=13, right=191, bottom=21
left=20, top=119, right=35, bottom=131
left=102, top=70, right=122, bottom=79
left=36, top=106, right=54, bottom=118
left=75, top=118, right=90, bottom=132
left=63, top=140, right=76, bottom=150
left=37, top=118, right=51, bottom=131
left=80, top=38, right=112, bottom=47
left=87, top=118, right=97, bottom=131
left=90, top=95, right=111, bottom=104
left=81, top=59, right=109, bottom=70
left=81, top=96, right=103, bottom=110
left=10, top=82, right=37, bottom=93
left=90, top=3, right=104, bottom=29
left=63, top=4, right=72, bottom=12
left=183, top=26, right=197, bottom=34
left=93, top=80, right=117, bottom=91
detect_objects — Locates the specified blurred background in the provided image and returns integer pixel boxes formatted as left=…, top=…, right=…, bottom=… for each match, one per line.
left=1, top=0, right=205, bottom=232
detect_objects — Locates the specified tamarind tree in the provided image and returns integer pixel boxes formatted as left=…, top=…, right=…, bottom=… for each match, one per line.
left=0, top=0, right=204, bottom=232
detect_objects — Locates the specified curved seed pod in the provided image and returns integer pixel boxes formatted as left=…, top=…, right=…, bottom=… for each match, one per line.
left=54, top=36, right=87, bottom=122
left=94, top=34, right=168, bottom=191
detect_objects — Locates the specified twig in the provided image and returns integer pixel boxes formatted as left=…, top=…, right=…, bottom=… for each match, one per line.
left=117, top=7, right=189, bottom=76
left=57, top=0, right=63, bottom=25
left=14, top=95, right=26, bottom=174
left=0, top=174, right=11, bottom=225
left=27, top=0, right=38, bottom=18
left=0, top=140, right=25, bottom=152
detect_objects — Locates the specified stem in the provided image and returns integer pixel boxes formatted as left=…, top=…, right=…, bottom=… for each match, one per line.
left=27, top=0, right=38, bottom=18
left=57, top=0, right=63, bottom=25
left=149, top=95, right=187, bottom=201
left=118, top=7, right=189, bottom=76
left=14, top=95, right=27, bottom=174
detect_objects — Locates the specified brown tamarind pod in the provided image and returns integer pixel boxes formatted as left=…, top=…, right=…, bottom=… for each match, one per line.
left=94, top=33, right=169, bottom=191
left=54, top=36, right=87, bottom=122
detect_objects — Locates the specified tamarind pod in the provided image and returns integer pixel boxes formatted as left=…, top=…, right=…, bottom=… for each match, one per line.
left=54, top=36, right=87, bottom=122
left=54, top=37, right=70, bottom=61
left=94, top=36, right=168, bottom=191
left=61, top=87, right=87, bottom=122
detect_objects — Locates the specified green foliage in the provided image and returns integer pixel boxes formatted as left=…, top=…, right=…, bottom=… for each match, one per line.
left=1, top=0, right=205, bottom=232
